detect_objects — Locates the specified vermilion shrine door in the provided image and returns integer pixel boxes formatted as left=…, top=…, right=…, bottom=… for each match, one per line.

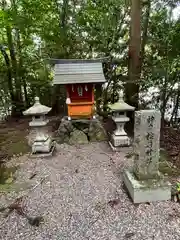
left=66, top=83, right=93, bottom=103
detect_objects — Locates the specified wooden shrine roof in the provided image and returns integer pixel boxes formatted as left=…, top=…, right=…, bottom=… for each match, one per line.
left=52, top=59, right=107, bottom=85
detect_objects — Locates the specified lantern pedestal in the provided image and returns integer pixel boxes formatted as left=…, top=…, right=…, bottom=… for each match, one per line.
left=110, top=116, right=131, bottom=150
left=31, top=140, right=56, bottom=158
left=31, top=124, right=54, bottom=156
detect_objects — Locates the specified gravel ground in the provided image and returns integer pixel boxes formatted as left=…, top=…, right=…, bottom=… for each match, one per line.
left=0, top=142, right=180, bottom=240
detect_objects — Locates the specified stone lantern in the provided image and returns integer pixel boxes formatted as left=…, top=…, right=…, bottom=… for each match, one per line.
left=23, top=97, right=55, bottom=157
left=109, top=90, right=135, bottom=150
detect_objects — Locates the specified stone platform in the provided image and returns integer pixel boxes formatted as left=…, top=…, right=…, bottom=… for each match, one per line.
left=123, top=170, right=171, bottom=203
left=56, top=117, right=107, bottom=144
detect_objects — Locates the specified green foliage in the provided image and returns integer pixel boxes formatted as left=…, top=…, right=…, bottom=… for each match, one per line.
left=0, top=0, right=179, bottom=117
left=177, top=183, right=180, bottom=192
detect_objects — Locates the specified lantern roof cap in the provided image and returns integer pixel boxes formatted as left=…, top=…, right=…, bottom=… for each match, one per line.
left=23, top=97, right=51, bottom=115
left=109, top=90, right=135, bottom=112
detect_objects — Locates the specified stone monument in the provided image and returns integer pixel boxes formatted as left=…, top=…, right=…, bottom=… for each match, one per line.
left=109, top=90, right=135, bottom=151
left=123, top=110, right=171, bottom=203
left=23, top=97, right=55, bottom=157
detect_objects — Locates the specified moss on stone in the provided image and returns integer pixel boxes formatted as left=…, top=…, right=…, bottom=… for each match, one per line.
left=57, top=118, right=107, bottom=144
left=0, top=165, right=18, bottom=185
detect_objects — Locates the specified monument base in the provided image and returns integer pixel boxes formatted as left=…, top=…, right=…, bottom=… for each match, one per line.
left=123, top=170, right=171, bottom=203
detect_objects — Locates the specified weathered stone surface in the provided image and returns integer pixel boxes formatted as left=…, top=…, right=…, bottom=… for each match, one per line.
left=23, top=96, right=51, bottom=116
left=30, top=141, right=56, bottom=158
left=69, top=129, right=88, bottom=145
left=109, top=91, right=134, bottom=149
left=56, top=118, right=107, bottom=144
left=134, top=110, right=161, bottom=180
left=73, top=121, right=89, bottom=132
left=24, top=96, right=55, bottom=156
left=111, top=135, right=130, bottom=147
left=27, top=126, right=51, bottom=146
left=123, top=170, right=171, bottom=203
left=88, top=120, right=107, bottom=142
left=56, top=119, right=74, bottom=144
left=123, top=110, right=171, bottom=203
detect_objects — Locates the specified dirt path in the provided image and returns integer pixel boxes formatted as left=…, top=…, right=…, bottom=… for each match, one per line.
left=0, top=119, right=30, bottom=161
left=0, top=142, right=180, bottom=240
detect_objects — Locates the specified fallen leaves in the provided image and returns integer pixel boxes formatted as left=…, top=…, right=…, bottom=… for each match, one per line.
left=124, top=232, right=135, bottom=239
left=161, top=127, right=180, bottom=168
left=108, top=199, right=120, bottom=208
left=27, top=216, right=43, bottom=227
left=0, top=174, right=48, bottom=226
left=29, top=172, right=37, bottom=180
left=0, top=195, right=43, bottom=226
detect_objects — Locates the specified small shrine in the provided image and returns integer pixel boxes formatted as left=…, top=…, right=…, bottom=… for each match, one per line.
left=23, top=97, right=55, bottom=157
left=52, top=59, right=106, bottom=120
left=109, top=90, right=135, bottom=150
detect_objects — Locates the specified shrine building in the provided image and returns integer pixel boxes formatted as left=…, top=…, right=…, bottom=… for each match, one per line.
left=52, top=59, right=106, bottom=120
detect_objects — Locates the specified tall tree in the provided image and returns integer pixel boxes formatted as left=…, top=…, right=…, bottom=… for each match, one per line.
left=125, top=0, right=141, bottom=109
left=1, top=0, right=24, bottom=116
left=50, top=0, right=70, bottom=115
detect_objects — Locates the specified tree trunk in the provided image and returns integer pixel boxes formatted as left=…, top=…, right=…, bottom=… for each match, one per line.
left=6, top=25, right=24, bottom=115
left=51, top=85, right=67, bottom=115
left=125, top=0, right=142, bottom=135
left=170, top=87, right=180, bottom=126
left=51, top=0, right=69, bottom=115
left=125, top=0, right=141, bottom=109
left=102, top=62, right=114, bottom=112
left=139, top=0, right=151, bottom=74
left=2, top=0, right=23, bottom=116
left=95, top=84, right=103, bottom=115
left=0, top=45, right=15, bottom=107
left=160, top=75, right=169, bottom=128
left=16, top=28, right=29, bottom=108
